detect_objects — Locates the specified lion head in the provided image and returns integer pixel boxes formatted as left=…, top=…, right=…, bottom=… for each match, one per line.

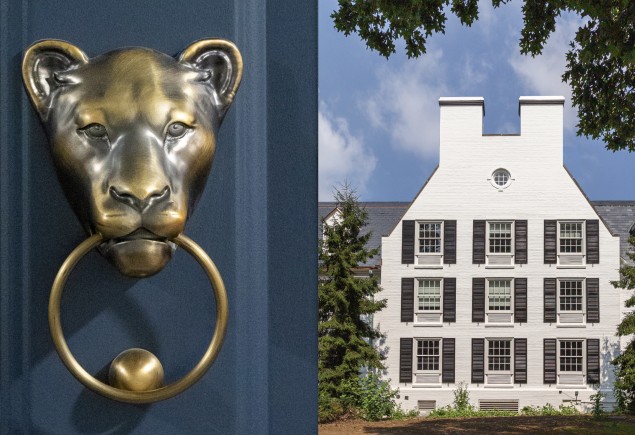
left=22, top=39, right=242, bottom=277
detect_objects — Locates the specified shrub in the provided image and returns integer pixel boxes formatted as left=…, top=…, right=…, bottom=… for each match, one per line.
left=521, top=404, right=579, bottom=416
left=590, top=391, right=606, bottom=420
left=452, top=382, right=472, bottom=411
left=341, top=373, right=400, bottom=421
left=318, top=390, right=344, bottom=423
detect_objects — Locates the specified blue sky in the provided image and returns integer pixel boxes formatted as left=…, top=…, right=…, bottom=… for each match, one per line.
left=318, top=0, right=635, bottom=202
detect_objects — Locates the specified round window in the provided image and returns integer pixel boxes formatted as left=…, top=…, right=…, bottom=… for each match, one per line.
left=491, top=169, right=511, bottom=189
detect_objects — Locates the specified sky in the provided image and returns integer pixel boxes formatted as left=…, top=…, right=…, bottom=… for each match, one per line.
left=318, top=0, right=635, bottom=202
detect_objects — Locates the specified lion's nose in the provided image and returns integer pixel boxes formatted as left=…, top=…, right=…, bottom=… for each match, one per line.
left=110, top=185, right=171, bottom=212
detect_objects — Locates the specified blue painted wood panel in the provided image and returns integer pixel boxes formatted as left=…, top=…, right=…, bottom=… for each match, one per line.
left=0, top=0, right=317, bottom=433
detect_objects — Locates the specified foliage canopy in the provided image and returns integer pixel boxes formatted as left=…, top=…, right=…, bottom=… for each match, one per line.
left=331, top=1, right=635, bottom=151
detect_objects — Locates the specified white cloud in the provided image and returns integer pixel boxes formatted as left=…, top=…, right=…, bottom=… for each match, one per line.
left=361, top=50, right=450, bottom=158
left=318, top=102, right=377, bottom=201
left=509, top=14, right=583, bottom=132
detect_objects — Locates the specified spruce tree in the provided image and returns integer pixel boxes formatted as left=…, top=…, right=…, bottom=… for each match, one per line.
left=318, top=185, right=386, bottom=409
left=612, top=235, right=635, bottom=412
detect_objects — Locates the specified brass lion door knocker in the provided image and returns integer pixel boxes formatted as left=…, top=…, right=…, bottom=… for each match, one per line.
left=22, top=39, right=242, bottom=403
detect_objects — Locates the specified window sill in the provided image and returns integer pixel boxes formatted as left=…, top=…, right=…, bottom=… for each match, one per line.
left=556, top=265, right=587, bottom=269
left=485, top=265, right=515, bottom=269
left=412, top=383, right=442, bottom=388
left=414, top=265, right=444, bottom=269
left=556, top=324, right=586, bottom=328
left=484, top=384, right=514, bottom=388
left=557, top=384, right=588, bottom=389
left=485, top=323, right=514, bottom=328
left=414, top=323, right=443, bottom=327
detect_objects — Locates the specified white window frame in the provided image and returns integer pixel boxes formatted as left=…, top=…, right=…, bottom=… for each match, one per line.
left=557, top=278, right=585, bottom=325
left=413, top=338, right=442, bottom=385
left=416, top=221, right=443, bottom=267
left=485, top=338, right=513, bottom=385
left=557, top=339, right=586, bottom=385
left=486, top=221, right=514, bottom=267
left=557, top=221, right=586, bottom=266
left=485, top=278, right=513, bottom=324
left=415, top=278, right=443, bottom=324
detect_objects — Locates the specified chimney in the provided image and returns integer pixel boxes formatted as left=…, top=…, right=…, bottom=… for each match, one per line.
left=439, top=97, right=484, bottom=165
left=519, top=96, right=564, bottom=163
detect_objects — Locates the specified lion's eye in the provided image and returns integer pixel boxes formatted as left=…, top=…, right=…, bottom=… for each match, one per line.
left=82, top=123, right=108, bottom=140
left=166, top=122, right=189, bottom=139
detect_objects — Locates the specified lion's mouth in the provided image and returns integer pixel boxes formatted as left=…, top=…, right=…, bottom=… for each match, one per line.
left=99, top=228, right=176, bottom=254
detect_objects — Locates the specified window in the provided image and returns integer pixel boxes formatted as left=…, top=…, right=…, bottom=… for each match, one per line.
left=559, top=222, right=584, bottom=254
left=557, top=279, right=585, bottom=324
left=414, top=339, right=441, bottom=384
left=418, top=222, right=442, bottom=254
left=415, top=279, right=442, bottom=323
left=418, top=279, right=441, bottom=311
left=559, top=340, right=584, bottom=373
left=415, top=221, right=444, bottom=267
left=489, top=222, right=512, bottom=253
left=491, top=169, right=512, bottom=189
left=486, top=222, right=514, bottom=266
left=488, top=340, right=511, bottom=371
left=486, top=279, right=512, bottom=323
left=417, top=340, right=440, bottom=371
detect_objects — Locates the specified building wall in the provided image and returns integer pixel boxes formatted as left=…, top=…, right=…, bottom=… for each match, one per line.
left=377, top=97, right=621, bottom=413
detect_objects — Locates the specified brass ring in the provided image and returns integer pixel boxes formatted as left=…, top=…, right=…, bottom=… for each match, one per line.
left=48, top=233, right=229, bottom=403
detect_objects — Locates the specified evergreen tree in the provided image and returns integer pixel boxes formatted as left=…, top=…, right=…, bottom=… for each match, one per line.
left=612, top=235, right=635, bottom=412
left=318, top=185, right=386, bottom=413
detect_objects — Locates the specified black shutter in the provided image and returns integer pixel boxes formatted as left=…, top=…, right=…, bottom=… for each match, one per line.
left=544, top=278, right=557, bottom=323
left=399, top=338, right=413, bottom=383
left=442, top=338, right=455, bottom=383
left=586, top=278, right=600, bottom=323
left=514, top=339, right=527, bottom=384
left=586, top=220, right=599, bottom=264
left=472, top=278, right=485, bottom=323
left=401, top=278, right=414, bottom=322
left=544, top=220, right=557, bottom=264
left=471, top=338, right=484, bottom=384
left=473, top=220, right=486, bottom=264
left=587, top=339, right=600, bottom=384
left=444, top=220, right=457, bottom=264
left=443, top=278, right=456, bottom=323
left=402, top=220, right=415, bottom=264
left=514, top=278, right=527, bottom=323
left=544, top=339, right=557, bottom=384
left=515, top=220, right=528, bottom=264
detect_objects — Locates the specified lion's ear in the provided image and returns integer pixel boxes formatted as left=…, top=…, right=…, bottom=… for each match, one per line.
left=179, top=39, right=243, bottom=120
left=22, top=40, right=88, bottom=121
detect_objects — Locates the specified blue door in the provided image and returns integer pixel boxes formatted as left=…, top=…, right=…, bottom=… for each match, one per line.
left=0, top=1, right=317, bottom=433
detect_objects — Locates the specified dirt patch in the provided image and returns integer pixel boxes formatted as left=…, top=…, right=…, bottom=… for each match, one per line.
left=318, top=415, right=635, bottom=434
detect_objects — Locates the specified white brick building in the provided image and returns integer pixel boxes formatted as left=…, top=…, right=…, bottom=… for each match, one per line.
left=373, top=96, right=623, bottom=413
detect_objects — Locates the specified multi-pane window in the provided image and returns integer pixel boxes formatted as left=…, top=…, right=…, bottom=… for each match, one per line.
left=488, top=280, right=512, bottom=311
left=559, top=340, right=583, bottom=372
left=493, top=170, right=510, bottom=188
left=416, top=339, right=440, bottom=371
left=418, top=222, right=442, bottom=254
left=559, top=222, right=583, bottom=253
left=488, top=222, right=512, bottom=253
left=418, top=279, right=441, bottom=311
left=559, top=280, right=583, bottom=312
left=488, top=340, right=511, bottom=371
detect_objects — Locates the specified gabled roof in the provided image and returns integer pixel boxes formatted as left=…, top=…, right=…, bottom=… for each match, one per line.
left=318, top=200, right=635, bottom=265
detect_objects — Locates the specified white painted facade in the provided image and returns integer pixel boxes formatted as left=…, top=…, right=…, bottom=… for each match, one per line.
left=376, top=97, right=621, bottom=413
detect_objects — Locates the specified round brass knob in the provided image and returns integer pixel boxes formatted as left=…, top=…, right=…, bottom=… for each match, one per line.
left=48, top=233, right=228, bottom=403
left=108, top=348, right=164, bottom=391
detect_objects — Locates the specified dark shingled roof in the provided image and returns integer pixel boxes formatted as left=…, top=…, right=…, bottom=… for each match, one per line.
left=318, top=202, right=409, bottom=267
left=591, top=201, right=635, bottom=262
left=319, top=201, right=635, bottom=265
